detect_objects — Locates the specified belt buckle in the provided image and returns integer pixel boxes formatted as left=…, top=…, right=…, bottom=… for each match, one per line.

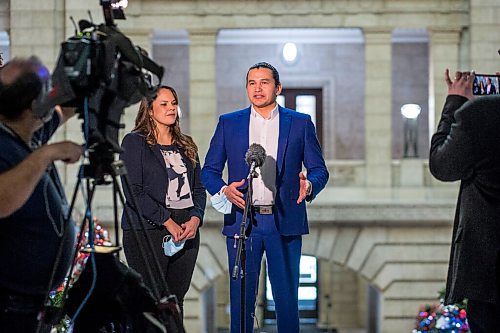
left=259, top=206, right=273, bottom=215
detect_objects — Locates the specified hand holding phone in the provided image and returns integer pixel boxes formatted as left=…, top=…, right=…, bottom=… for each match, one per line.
left=445, top=69, right=474, bottom=99
left=473, top=74, right=500, bottom=96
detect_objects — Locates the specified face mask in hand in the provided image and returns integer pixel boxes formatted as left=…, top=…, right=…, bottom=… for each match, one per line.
left=210, top=192, right=232, bottom=214
left=162, top=235, right=185, bottom=257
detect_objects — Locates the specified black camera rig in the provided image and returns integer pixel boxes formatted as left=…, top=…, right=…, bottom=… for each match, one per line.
left=52, top=0, right=163, bottom=182
left=38, top=2, right=186, bottom=333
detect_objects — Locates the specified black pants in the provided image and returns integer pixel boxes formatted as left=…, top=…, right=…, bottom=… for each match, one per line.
left=0, top=286, right=51, bottom=333
left=467, top=253, right=500, bottom=333
left=467, top=300, right=500, bottom=332
left=122, top=227, right=199, bottom=316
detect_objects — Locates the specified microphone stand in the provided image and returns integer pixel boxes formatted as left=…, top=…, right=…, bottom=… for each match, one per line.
left=232, top=162, right=257, bottom=333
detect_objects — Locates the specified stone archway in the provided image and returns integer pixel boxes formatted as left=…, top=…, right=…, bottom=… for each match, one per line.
left=184, top=204, right=454, bottom=333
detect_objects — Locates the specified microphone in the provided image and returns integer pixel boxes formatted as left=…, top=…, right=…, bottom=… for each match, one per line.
left=245, top=143, right=266, bottom=177
left=231, top=144, right=266, bottom=281
left=78, top=19, right=94, bottom=32
left=245, top=143, right=266, bottom=167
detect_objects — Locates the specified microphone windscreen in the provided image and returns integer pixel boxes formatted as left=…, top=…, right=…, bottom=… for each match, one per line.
left=245, top=143, right=266, bottom=167
left=78, top=20, right=93, bottom=32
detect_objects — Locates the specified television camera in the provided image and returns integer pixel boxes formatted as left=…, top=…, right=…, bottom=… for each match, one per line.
left=52, top=0, right=163, bottom=182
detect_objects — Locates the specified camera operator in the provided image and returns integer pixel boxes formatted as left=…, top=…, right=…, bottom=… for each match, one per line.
left=0, top=57, right=83, bottom=332
left=429, top=69, right=500, bottom=332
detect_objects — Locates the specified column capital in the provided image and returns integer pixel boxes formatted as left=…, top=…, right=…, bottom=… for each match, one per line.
left=187, top=28, right=218, bottom=44
left=363, top=27, right=393, bottom=43
left=427, top=28, right=462, bottom=45
left=363, top=27, right=393, bottom=34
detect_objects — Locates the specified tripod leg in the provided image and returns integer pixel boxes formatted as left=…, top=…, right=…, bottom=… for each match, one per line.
left=241, top=242, right=246, bottom=333
left=36, top=174, right=84, bottom=333
left=39, top=176, right=99, bottom=331
left=111, top=162, right=185, bottom=333
left=233, top=177, right=254, bottom=333
left=112, top=179, right=121, bottom=259
left=112, top=174, right=163, bottom=299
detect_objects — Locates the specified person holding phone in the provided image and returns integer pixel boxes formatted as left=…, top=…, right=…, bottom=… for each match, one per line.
left=120, top=85, right=206, bottom=321
left=429, top=69, right=500, bottom=332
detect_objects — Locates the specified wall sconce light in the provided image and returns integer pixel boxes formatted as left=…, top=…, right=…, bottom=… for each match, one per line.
left=282, top=42, right=298, bottom=63
left=401, top=103, right=421, bottom=158
left=111, top=0, right=128, bottom=8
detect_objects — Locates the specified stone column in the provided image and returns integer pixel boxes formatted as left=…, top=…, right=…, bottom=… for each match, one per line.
left=188, top=28, right=218, bottom=161
left=364, top=28, right=392, bottom=187
left=428, top=29, right=461, bottom=130
left=9, top=1, right=74, bottom=190
left=118, top=28, right=153, bottom=135
left=469, top=0, right=500, bottom=72
left=427, top=29, right=461, bottom=188
left=9, top=0, right=65, bottom=67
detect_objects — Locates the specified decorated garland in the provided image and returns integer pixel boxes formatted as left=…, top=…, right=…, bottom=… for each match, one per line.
left=412, top=289, right=469, bottom=333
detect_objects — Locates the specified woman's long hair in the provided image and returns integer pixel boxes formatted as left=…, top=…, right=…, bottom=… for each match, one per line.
left=133, top=85, right=198, bottom=165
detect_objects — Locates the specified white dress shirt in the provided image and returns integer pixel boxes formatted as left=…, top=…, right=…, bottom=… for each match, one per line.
left=211, top=104, right=281, bottom=213
left=249, top=104, right=279, bottom=206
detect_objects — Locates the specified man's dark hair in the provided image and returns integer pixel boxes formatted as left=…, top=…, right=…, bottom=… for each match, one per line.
left=0, top=57, right=43, bottom=120
left=246, top=62, right=281, bottom=86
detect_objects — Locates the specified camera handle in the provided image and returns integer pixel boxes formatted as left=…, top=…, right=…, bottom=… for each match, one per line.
left=100, top=0, right=116, bottom=27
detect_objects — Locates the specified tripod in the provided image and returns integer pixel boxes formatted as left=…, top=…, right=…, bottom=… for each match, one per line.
left=232, top=166, right=257, bottom=333
left=38, top=146, right=185, bottom=333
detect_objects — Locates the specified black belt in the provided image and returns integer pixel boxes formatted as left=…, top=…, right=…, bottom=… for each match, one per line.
left=252, top=205, right=273, bottom=215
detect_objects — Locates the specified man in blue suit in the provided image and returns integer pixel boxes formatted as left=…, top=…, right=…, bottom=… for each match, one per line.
left=202, top=62, right=329, bottom=332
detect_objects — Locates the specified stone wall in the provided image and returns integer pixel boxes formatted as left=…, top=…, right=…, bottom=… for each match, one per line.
left=196, top=206, right=454, bottom=333
left=2, top=1, right=499, bottom=332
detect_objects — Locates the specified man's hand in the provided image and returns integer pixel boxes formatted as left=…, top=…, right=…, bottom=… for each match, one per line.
left=0, top=141, right=82, bottom=218
left=54, top=106, right=78, bottom=125
left=224, top=179, right=246, bottom=209
left=34, top=141, right=82, bottom=166
left=179, top=216, right=200, bottom=241
left=297, top=171, right=310, bottom=204
left=46, top=141, right=83, bottom=163
left=445, top=69, right=474, bottom=100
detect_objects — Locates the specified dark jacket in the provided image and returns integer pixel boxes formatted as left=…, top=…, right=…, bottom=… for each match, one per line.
left=120, top=131, right=206, bottom=230
left=429, top=94, right=500, bottom=304
left=0, top=116, right=75, bottom=295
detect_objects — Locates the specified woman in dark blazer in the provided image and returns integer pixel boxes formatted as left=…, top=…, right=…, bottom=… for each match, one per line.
left=120, top=85, right=206, bottom=320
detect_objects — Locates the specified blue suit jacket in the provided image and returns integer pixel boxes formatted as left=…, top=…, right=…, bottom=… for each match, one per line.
left=120, top=132, right=206, bottom=230
left=201, top=106, right=329, bottom=236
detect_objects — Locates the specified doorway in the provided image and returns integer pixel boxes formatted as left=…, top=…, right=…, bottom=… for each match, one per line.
left=264, top=255, right=319, bottom=323
left=277, top=88, right=323, bottom=148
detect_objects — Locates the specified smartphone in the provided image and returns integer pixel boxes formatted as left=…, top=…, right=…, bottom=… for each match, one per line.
left=473, top=74, right=500, bottom=96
